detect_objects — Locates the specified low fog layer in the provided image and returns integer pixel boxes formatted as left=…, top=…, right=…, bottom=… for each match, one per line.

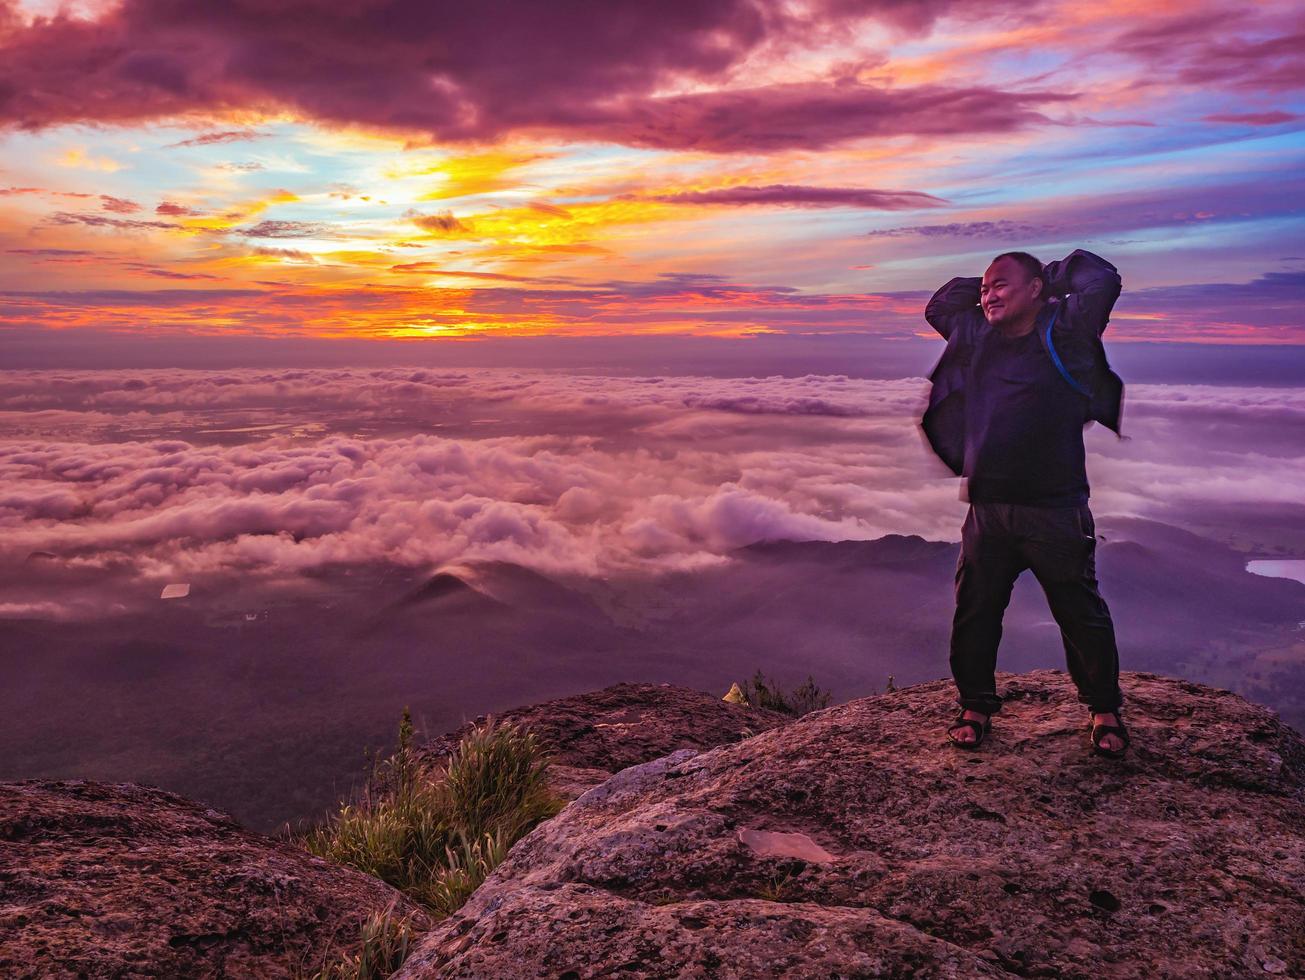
left=3, top=368, right=1304, bottom=617
left=2, top=368, right=1303, bottom=829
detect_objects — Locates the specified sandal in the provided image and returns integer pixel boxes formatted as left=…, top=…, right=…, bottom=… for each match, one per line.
left=1089, top=709, right=1130, bottom=759
left=947, top=710, right=991, bottom=750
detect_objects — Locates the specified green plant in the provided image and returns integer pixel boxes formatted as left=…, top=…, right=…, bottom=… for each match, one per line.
left=302, top=710, right=566, bottom=915
left=426, top=826, right=512, bottom=916
left=788, top=674, right=834, bottom=715
left=301, top=903, right=421, bottom=980
left=736, top=669, right=832, bottom=716
left=755, top=867, right=801, bottom=902
left=647, top=886, right=679, bottom=907
left=439, top=714, right=563, bottom=843
left=302, top=720, right=452, bottom=896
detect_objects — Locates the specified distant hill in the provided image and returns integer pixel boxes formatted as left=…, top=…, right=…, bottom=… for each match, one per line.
left=1, top=516, right=1302, bottom=831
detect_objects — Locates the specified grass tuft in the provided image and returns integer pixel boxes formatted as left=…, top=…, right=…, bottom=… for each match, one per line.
left=425, top=825, right=511, bottom=916
left=299, top=709, right=568, bottom=976
left=299, top=903, right=422, bottom=980
left=303, top=709, right=566, bottom=912
left=735, top=669, right=833, bottom=716
left=440, top=714, right=561, bottom=845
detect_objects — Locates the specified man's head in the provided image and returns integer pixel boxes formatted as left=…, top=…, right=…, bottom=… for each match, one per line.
left=982, top=251, right=1044, bottom=329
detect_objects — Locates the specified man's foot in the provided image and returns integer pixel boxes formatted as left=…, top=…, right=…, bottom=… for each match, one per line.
left=947, top=709, right=990, bottom=746
left=1092, top=712, right=1124, bottom=753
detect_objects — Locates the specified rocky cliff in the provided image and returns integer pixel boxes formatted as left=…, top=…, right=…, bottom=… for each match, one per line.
left=0, top=681, right=790, bottom=978
left=0, top=780, right=425, bottom=978
left=416, top=680, right=794, bottom=802
left=3, top=671, right=1302, bottom=979
left=398, top=670, right=1305, bottom=979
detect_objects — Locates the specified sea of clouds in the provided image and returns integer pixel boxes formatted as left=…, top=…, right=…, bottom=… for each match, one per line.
left=3, top=367, right=1304, bottom=618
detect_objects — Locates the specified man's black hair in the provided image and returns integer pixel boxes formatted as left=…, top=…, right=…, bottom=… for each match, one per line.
left=990, top=251, right=1045, bottom=298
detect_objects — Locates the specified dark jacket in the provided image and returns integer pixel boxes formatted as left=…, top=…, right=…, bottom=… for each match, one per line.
left=920, top=248, right=1127, bottom=476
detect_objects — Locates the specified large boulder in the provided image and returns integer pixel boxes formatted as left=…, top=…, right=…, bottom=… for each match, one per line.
left=398, top=670, right=1305, bottom=978
left=0, top=780, right=427, bottom=979
left=418, top=681, right=794, bottom=802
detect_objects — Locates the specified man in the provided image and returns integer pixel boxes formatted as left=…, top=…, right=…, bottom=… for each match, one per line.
left=920, top=248, right=1130, bottom=757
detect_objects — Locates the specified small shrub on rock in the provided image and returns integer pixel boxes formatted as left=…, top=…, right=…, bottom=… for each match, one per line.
left=300, top=902, right=421, bottom=980
left=303, top=711, right=566, bottom=915
left=736, top=669, right=833, bottom=716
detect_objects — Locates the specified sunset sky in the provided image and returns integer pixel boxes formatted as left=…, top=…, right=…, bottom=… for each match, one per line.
left=4, top=2, right=1305, bottom=834
left=1, top=0, right=1301, bottom=363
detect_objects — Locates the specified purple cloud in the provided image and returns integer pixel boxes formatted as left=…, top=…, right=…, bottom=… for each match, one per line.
left=1201, top=110, right=1301, bottom=125
left=165, top=129, right=270, bottom=147
left=1112, top=12, right=1304, bottom=92
left=7, top=248, right=95, bottom=257
left=1116, top=271, right=1305, bottom=342
left=2, top=368, right=1304, bottom=614
left=405, top=209, right=472, bottom=234
left=867, top=219, right=1055, bottom=239
left=155, top=201, right=206, bottom=216
left=239, top=220, right=334, bottom=239
left=561, top=81, right=1074, bottom=152
left=99, top=195, right=142, bottom=214
left=47, top=212, right=178, bottom=231
left=864, top=174, right=1305, bottom=245
left=644, top=184, right=948, bottom=209
left=0, top=0, right=1074, bottom=150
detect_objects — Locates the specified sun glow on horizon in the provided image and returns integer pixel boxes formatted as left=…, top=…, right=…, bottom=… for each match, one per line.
left=0, top=0, right=1301, bottom=351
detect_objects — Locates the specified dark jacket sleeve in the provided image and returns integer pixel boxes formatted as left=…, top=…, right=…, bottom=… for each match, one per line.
left=924, top=276, right=982, bottom=341
left=1041, top=249, right=1122, bottom=337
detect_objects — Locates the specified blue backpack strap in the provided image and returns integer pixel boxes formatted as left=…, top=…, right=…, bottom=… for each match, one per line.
left=1044, top=301, right=1089, bottom=396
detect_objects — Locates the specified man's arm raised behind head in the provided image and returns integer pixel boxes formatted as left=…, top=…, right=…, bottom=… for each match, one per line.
left=1041, top=249, right=1122, bottom=337
left=924, top=275, right=982, bottom=341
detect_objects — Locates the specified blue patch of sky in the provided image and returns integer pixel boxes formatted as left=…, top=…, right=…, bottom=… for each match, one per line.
left=921, top=128, right=1305, bottom=216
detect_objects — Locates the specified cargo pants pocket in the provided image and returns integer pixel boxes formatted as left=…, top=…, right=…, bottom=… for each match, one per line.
left=1019, top=504, right=1093, bottom=584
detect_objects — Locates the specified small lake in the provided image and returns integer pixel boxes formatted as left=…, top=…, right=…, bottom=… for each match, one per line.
left=1246, top=559, right=1305, bottom=585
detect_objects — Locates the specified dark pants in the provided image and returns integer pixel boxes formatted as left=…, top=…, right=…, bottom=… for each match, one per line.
left=950, top=501, right=1123, bottom=717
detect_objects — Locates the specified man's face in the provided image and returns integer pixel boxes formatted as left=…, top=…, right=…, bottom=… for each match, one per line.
left=981, top=257, right=1042, bottom=327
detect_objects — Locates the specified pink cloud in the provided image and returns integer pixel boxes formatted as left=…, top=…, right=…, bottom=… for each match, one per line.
left=99, top=194, right=141, bottom=214
left=1, top=186, right=95, bottom=198
left=1112, top=12, right=1304, bottom=93
left=46, top=211, right=179, bottom=231
left=0, top=370, right=942, bottom=586
left=0, top=1, right=1074, bottom=150
left=1201, top=111, right=1301, bottom=125
left=239, top=220, right=336, bottom=239
left=164, top=129, right=270, bottom=147
left=155, top=201, right=206, bottom=216
left=405, top=209, right=472, bottom=234
left=556, top=81, right=1073, bottom=152
left=2, top=368, right=1301, bottom=609
left=643, top=184, right=948, bottom=209
left=7, top=247, right=96, bottom=257
left=865, top=175, right=1305, bottom=246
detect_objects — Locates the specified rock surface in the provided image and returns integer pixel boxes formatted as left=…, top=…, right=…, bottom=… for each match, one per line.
left=418, top=681, right=794, bottom=802
left=0, top=780, right=426, bottom=979
left=398, top=669, right=1305, bottom=979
